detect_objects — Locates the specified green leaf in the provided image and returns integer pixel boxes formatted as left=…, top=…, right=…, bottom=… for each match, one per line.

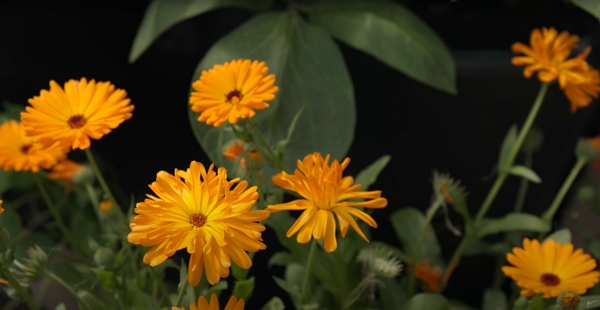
left=499, top=124, right=518, bottom=172
left=580, top=295, right=600, bottom=309
left=477, top=213, right=549, bottom=238
left=482, top=288, right=507, bottom=310
left=177, top=259, right=187, bottom=298
left=379, top=278, right=408, bottom=310
left=232, top=277, right=254, bottom=301
left=508, top=165, right=541, bottom=184
left=528, top=293, right=547, bottom=310
left=512, top=296, right=528, bottom=310
left=189, top=12, right=355, bottom=173
left=354, top=155, right=391, bottom=191
left=390, top=207, right=443, bottom=267
left=306, top=0, right=456, bottom=94
left=572, top=0, right=600, bottom=23
left=545, top=228, right=571, bottom=244
left=402, top=293, right=451, bottom=310
left=260, top=297, right=286, bottom=310
left=268, top=251, right=297, bottom=267
left=273, top=276, right=302, bottom=302
left=276, top=106, right=304, bottom=156
left=205, top=280, right=228, bottom=297
left=54, top=303, right=67, bottom=310
left=78, top=290, right=108, bottom=310
left=129, top=0, right=273, bottom=63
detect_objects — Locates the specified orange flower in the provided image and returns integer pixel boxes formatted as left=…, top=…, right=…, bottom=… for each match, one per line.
left=47, top=159, right=83, bottom=185
left=563, top=68, right=600, bottom=112
left=266, top=153, right=388, bottom=252
left=222, top=140, right=245, bottom=169
left=414, top=260, right=442, bottom=293
left=21, top=78, right=134, bottom=150
left=0, top=120, right=66, bottom=172
left=189, top=59, right=278, bottom=128
left=0, top=200, right=3, bottom=215
left=171, top=294, right=244, bottom=310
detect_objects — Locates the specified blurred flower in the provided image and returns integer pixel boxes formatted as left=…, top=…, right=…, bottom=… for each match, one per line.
left=244, top=148, right=263, bottom=174
left=100, top=199, right=113, bottom=212
left=12, top=245, right=47, bottom=285
left=577, top=137, right=600, bottom=167
left=128, top=161, right=269, bottom=286
left=414, top=260, right=442, bottom=293
left=502, top=238, right=600, bottom=297
left=557, top=290, right=580, bottom=310
left=172, top=294, right=245, bottom=310
left=0, top=120, right=66, bottom=172
left=223, top=140, right=245, bottom=169
left=266, top=152, right=388, bottom=252
left=563, top=68, right=600, bottom=112
left=189, top=59, right=278, bottom=128
left=48, top=159, right=83, bottom=184
left=0, top=200, right=3, bottom=215
left=21, top=78, right=134, bottom=150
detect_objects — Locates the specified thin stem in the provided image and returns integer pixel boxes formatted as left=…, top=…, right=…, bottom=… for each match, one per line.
left=84, top=148, right=129, bottom=226
left=246, top=120, right=287, bottom=172
left=302, top=239, right=318, bottom=304
left=345, top=273, right=375, bottom=308
left=2, top=268, right=39, bottom=310
left=175, top=280, right=187, bottom=307
left=408, top=196, right=444, bottom=297
left=441, top=236, right=470, bottom=291
left=474, top=82, right=549, bottom=223
left=85, top=183, right=106, bottom=234
left=540, top=158, right=587, bottom=237
left=45, top=270, right=91, bottom=310
left=514, top=152, right=533, bottom=213
left=34, top=176, right=85, bottom=258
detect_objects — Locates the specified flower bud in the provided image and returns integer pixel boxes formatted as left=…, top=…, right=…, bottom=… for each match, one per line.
left=557, top=290, right=580, bottom=310
left=578, top=186, right=596, bottom=203
left=94, top=248, right=114, bottom=268
left=244, top=148, right=264, bottom=174
left=100, top=199, right=113, bottom=212
left=13, top=245, right=47, bottom=284
left=575, top=137, right=600, bottom=164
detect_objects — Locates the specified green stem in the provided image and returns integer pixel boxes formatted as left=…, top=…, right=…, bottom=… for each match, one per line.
left=441, top=236, right=470, bottom=291
left=539, top=158, right=586, bottom=236
left=514, top=152, right=533, bottom=213
left=175, top=280, right=187, bottom=307
left=345, top=273, right=375, bottom=308
left=408, top=196, right=444, bottom=297
left=3, top=268, right=39, bottom=310
left=474, top=82, right=549, bottom=223
left=84, top=148, right=129, bottom=226
left=246, top=120, right=287, bottom=172
left=34, top=176, right=85, bottom=258
left=302, top=239, right=318, bottom=304
left=45, top=270, right=91, bottom=310
left=85, top=183, right=106, bottom=234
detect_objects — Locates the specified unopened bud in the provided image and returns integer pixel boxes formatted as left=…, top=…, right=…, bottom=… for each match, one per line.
left=244, top=148, right=264, bottom=173
left=100, top=199, right=113, bottom=212
left=575, top=137, right=600, bottom=164
left=557, top=290, right=580, bottom=310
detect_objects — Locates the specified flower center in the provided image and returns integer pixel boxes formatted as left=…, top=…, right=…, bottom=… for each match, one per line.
left=540, top=273, right=560, bottom=286
left=20, top=144, right=32, bottom=154
left=226, top=90, right=243, bottom=105
left=189, top=213, right=207, bottom=227
left=560, top=291, right=580, bottom=309
left=67, top=114, right=87, bottom=129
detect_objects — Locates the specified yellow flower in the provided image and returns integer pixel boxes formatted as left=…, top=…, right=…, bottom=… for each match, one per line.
left=171, top=294, right=245, bottom=310
left=563, top=68, right=600, bottom=113
left=266, top=152, right=388, bottom=252
left=47, top=159, right=83, bottom=184
left=222, top=140, right=245, bottom=169
left=414, top=260, right=442, bottom=293
left=21, top=78, right=134, bottom=150
left=189, top=59, right=279, bottom=128
left=0, top=120, right=66, bottom=172
left=502, top=238, right=600, bottom=298
left=127, top=161, right=269, bottom=286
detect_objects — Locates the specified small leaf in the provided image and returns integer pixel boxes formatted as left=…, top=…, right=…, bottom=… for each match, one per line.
left=276, top=106, right=304, bottom=156
left=482, top=289, right=507, bottom=310
left=545, top=228, right=571, bottom=244
left=232, top=277, right=254, bottom=301
left=273, top=276, right=302, bottom=302
left=307, top=0, right=456, bottom=94
left=512, top=296, right=528, bottom=310
left=498, top=125, right=518, bottom=172
left=572, top=0, right=600, bottom=23
left=402, top=293, right=451, bottom=310
left=354, top=155, right=391, bottom=191
left=268, top=251, right=297, bottom=267
left=390, top=207, right=443, bottom=267
left=528, top=293, right=547, bottom=310
left=260, top=297, right=286, bottom=310
left=78, top=291, right=108, bottom=310
left=508, top=165, right=542, bottom=183
left=205, top=280, right=228, bottom=296
left=129, top=0, right=273, bottom=62
left=580, top=295, right=600, bottom=309
left=477, top=213, right=549, bottom=238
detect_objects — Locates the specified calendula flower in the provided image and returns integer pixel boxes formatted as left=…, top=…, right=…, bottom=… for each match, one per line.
left=223, top=140, right=245, bottom=169
left=563, top=68, right=600, bottom=112
left=0, top=120, right=66, bottom=172
left=21, top=78, right=134, bottom=150
left=171, top=294, right=245, bottom=310
left=47, top=159, right=83, bottom=185
left=414, top=260, right=442, bottom=293
left=189, top=59, right=279, bottom=128
left=0, top=200, right=3, bottom=215
left=502, top=238, right=600, bottom=297
left=128, top=161, right=269, bottom=286
left=557, top=290, right=580, bottom=310
left=266, top=152, right=388, bottom=253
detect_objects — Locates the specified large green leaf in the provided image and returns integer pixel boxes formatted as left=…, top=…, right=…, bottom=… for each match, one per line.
left=232, top=277, right=255, bottom=301
left=544, top=228, right=571, bottom=244
left=477, top=213, right=549, bottom=238
left=129, top=0, right=273, bottom=62
left=402, top=293, right=451, bottom=310
left=189, top=12, right=356, bottom=173
left=390, top=207, right=443, bottom=267
left=572, top=0, right=600, bottom=23
left=306, top=0, right=456, bottom=94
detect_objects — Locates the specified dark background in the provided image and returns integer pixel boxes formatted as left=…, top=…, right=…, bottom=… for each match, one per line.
left=2, top=0, right=600, bottom=309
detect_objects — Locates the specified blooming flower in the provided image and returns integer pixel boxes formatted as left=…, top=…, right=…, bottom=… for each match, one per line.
left=266, top=152, right=388, bottom=252
left=47, top=159, right=83, bottom=185
left=222, top=140, right=245, bottom=169
left=414, top=260, right=442, bottom=293
left=0, top=120, right=66, bottom=172
left=563, top=68, right=600, bottom=112
left=171, top=294, right=245, bottom=310
left=189, top=59, right=278, bottom=128
left=502, top=238, right=600, bottom=297
left=127, top=161, right=269, bottom=286
left=21, top=78, right=134, bottom=150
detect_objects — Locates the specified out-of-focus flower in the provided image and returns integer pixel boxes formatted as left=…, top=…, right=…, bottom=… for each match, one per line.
left=171, top=294, right=245, bottom=310
left=222, top=140, right=245, bottom=169
left=189, top=59, right=278, bottom=128
left=128, top=161, right=269, bottom=286
left=414, top=260, right=442, bottom=293
left=21, top=78, right=134, bottom=150
left=266, top=152, right=388, bottom=252
left=563, top=68, right=600, bottom=112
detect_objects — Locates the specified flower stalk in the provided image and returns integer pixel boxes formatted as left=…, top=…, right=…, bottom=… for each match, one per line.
left=2, top=268, right=39, bottom=310
left=302, top=239, right=318, bottom=304
left=45, top=270, right=92, bottom=310
left=246, top=120, right=287, bottom=172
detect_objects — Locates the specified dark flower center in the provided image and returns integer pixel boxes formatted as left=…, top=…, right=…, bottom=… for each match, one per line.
left=190, top=213, right=207, bottom=227
left=20, top=144, right=32, bottom=154
left=540, top=273, right=560, bottom=286
left=67, top=115, right=87, bottom=129
left=226, top=90, right=243, bottom=104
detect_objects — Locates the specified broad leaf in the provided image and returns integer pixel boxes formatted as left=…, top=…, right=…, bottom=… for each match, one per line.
left=544, top=228, right=571, bottom=244
left=273, top=276, right=302, bottom=303
left=354, top=155, right=391, bottom=190
left=306, top=0, right=456, bottom=94
left=232, top=277, right=254, bottom=301
left=482, top=289, right=507, bottom=310
left=189, top=12, right=356, bottom=173
left=498, top=124, right=518, bottom=172
left=129, top=0, right=273, bottom=62
left=477, top=213, right=549, bottom=238
left=390, top=207, right=443, bottom=267
left=508, top=165, right=541, bottom=183
left=402, top=293, right=451, bottom=310
left=572, top=0, right=600, bottom=23
left=580, top=295, right=600, bottom=309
